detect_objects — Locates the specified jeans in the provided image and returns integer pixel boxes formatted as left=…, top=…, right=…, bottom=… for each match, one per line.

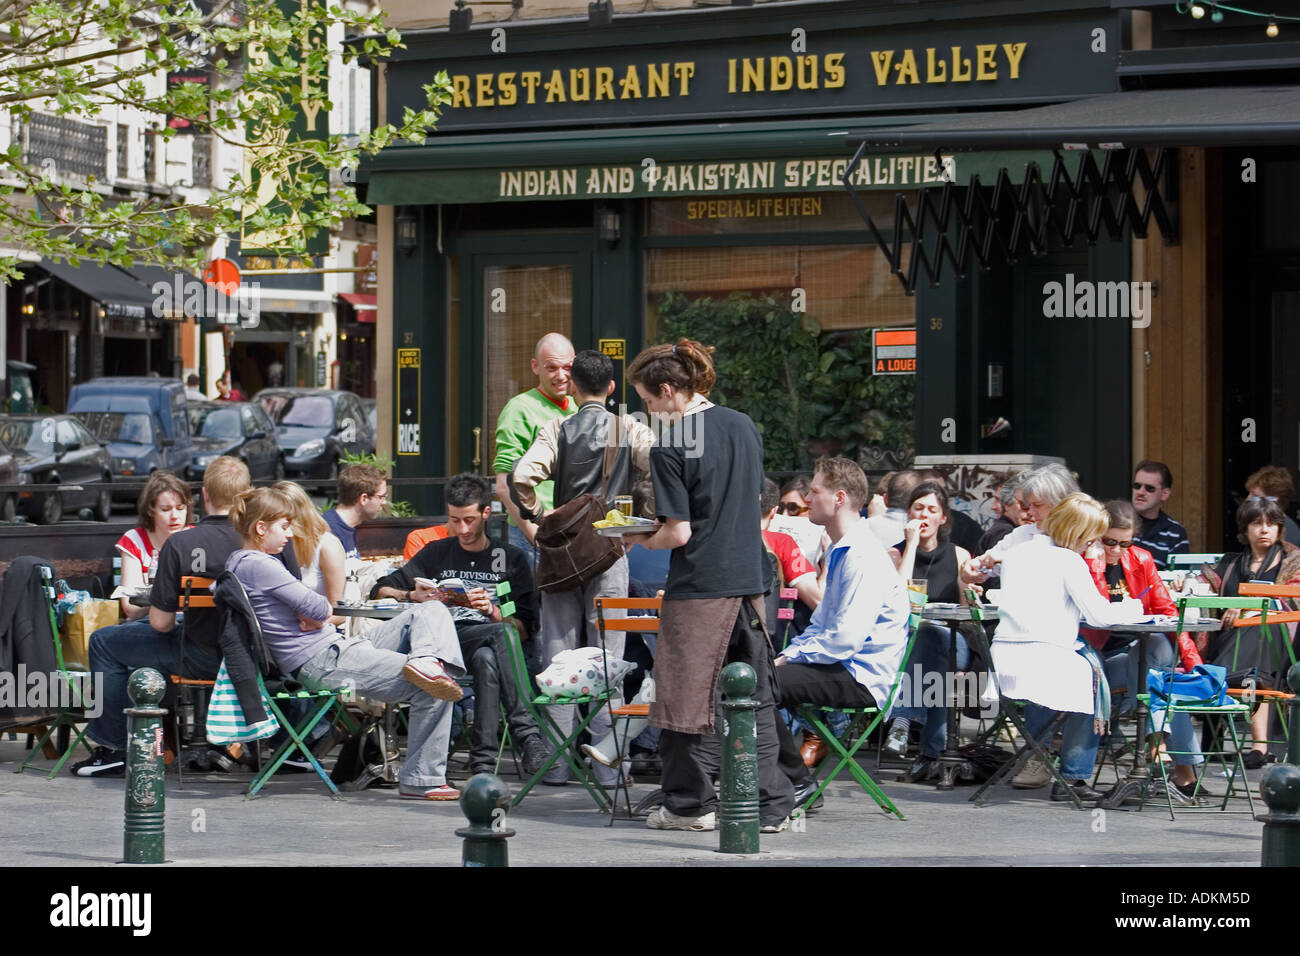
left=539, top=556, right=629, bottom=785
left=891, top=621, right=971, bottom=759
left=1024, top=703, right=1101, bottom=781
left=659, top=599, right=795, bottom=826
left=1102, top=632, right=1176, bottom=715
left=1147, top=707, right=1205, bottom=767
left=455, top=621, right=540, bottom=769
left=86, top=618, right=221, bottom=752
left=296, top=604, right=463, bottom=789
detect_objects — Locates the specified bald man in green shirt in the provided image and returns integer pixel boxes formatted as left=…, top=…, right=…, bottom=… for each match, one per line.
left=493, top=332, right=577, bottom=567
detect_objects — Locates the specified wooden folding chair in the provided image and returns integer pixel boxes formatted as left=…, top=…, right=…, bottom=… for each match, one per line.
left=169, top=575, right=219, bottom=785
left=593, top=595, right=660, bottom=824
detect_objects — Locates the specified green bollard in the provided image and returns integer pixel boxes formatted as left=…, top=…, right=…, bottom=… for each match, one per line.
left=1260, top=663, right=1300, bottom=866
left=719, top=662, right=760, bottom=854
left=123, top=667, right=168, bottom=865
left=456, top=773, right=514, bottom=867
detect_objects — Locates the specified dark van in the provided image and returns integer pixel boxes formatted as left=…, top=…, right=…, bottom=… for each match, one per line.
left=67, top=378, right=193, bottom=499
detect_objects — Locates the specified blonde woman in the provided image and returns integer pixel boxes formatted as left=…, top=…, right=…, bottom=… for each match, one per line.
left=276, top=480, right=346, bottom=626
left=990, top=492, right=1148, bottom=801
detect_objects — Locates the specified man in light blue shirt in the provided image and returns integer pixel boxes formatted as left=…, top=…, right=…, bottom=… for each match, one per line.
left=774, top=457, right=912, bottom=805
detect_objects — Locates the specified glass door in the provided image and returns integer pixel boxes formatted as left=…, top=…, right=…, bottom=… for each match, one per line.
left=455, top=252, right=590, bottom=476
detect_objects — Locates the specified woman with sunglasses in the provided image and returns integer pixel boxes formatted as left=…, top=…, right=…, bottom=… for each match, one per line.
left=1084, top=501, right=1209, bottom=804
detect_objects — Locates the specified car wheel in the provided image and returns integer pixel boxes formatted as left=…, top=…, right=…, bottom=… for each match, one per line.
left=39, top=489, right=63, bottom=525
left=93, top=483, right=112, bottom=522
left=0, top=494, right=14, bottom=522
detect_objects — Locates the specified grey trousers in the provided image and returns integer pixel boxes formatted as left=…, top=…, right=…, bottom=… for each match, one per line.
left=296, top=603, right=464, bottom=788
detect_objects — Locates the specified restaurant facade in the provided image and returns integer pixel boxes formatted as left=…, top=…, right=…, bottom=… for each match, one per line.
left=364, top=0, right=1300, bottom=550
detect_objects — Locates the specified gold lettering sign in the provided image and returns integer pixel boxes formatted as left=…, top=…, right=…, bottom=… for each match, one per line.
left=450, top=43, right=1027, bottom=112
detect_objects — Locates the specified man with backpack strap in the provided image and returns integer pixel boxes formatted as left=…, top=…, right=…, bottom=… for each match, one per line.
left=512, top=349, right=654, bottom=786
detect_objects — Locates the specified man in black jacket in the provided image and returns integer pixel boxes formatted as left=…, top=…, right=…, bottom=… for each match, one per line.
left=71, top=457, right=298, bottom=777
left=371, top=473, right=547, bottom=777
left=511, top=350, right=655, bottom=786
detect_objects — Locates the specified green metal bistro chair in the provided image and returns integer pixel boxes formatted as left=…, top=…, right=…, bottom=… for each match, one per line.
left=792, top=595, right=925, bottom=820
left=1139, top=595, right=1266, bottom=820
left=501, top=608, right=613, bottom=812
left=17, top=565, right=94, bottom=776
left=1226, top=583, right=1299, bottom=751
left=213, top=571, right=344, bottom=800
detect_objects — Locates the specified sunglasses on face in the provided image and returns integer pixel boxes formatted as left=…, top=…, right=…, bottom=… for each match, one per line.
left=1132, top=482, right=1161, bottom=494
left=778, top=503, right=808, bottom=516
left=1102, top=537, right=1134, bottom=549
left=1246, top=495, right=1278, bottom=503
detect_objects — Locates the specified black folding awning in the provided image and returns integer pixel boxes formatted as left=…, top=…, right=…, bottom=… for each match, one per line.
left=839, top=86, right=1300, bottom=294
left=123, top=263, right=252, bottom=321
left=36, top=260, right=158, bottom=319
left=843, top=86, right=1300, bottom=151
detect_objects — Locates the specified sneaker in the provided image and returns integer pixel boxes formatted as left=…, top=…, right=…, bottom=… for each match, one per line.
left=885, top=716, right=910, bottom=755
left=646, top=805, right=716, bottom=831
left=71, top=746, right=126, bottom=778
left=760, top=816, right=790, bottom=834
left=521, top=735, right=549, bottom=776
left=277, top=756, right=315, bottom=774
left=399, top=783, right=460, bottom=801
left=402, top=658, right=464, bottom=702
left=1012, top=757, right=1053, bottom=789
left=1175, top=780, right=1218, bottom=801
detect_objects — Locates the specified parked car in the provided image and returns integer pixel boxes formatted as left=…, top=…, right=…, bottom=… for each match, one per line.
left=253, top=388, right=375, bottom=480
left=187, top=401, right=284, bottom=481
left=0, top=434, right=19, bottom=521
left=0, top=414, right=113, bottom=523
left=361, top=398, right=377, bottom=439
left=68, top=377, right=192, bottom=500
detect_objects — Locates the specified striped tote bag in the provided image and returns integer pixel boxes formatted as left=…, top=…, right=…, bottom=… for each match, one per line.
left=206, top=660, right=280, bottom=744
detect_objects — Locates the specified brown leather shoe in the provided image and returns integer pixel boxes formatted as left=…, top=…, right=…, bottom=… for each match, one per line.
left=800, top=732, right=827, bottom=768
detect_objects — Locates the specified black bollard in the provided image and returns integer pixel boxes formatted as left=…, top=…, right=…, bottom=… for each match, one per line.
left=123, top=667, right=168, bottom=865
left=456, top=773, right=514, bottom=867
left=1260, top=663, right=1300, bottom=866
left=719, top=662, right=759, bottom=854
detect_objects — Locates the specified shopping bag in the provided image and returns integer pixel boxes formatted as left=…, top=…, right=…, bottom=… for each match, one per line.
left=61, top=599, right=121, bottom=668
left=1146, top=664, right=1230, bottom=707
left=206, top=660, right=280, bottom=744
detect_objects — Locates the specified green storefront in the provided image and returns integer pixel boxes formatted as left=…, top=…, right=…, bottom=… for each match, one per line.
left=364, top=0, right=1137, bottom=511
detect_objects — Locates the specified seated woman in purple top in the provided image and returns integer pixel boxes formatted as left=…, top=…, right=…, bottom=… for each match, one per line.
left=225, top=486, right=470, bottom=801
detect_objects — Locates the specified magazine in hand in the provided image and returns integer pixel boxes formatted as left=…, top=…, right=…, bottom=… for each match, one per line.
left=416, top=576, right=476, bottom=609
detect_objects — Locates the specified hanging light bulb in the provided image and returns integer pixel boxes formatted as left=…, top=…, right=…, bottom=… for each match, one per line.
left=1190, top=3, right=1206, bottom=17
left=1267, top=17, right=1280, bottom=37
left=1210, top=5, right=1224, bottom=22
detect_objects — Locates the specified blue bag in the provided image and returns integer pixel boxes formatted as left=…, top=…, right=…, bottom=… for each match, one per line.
left=1146, top=664, right=1229, bottom=707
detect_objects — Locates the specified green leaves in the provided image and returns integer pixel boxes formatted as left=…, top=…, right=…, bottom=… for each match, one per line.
left=657, top=292, right=915, bottom=471
left=0, top=0, right=451, bottom=273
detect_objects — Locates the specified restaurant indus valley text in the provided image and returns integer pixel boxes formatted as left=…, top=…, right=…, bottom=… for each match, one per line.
left=449, top=42, right=1030, bottom=109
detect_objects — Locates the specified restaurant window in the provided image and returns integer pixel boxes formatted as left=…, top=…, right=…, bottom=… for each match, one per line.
left=644, top=190, right=915, bottom=471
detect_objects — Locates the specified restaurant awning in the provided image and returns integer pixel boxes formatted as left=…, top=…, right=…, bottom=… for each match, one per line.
left=35, top=259, right=158, bottom=320
left=122, top=262, right=251, bottom=321
left=842, top=86, right=1300, bottom=151
left=338, top=292, right=376, bottom=323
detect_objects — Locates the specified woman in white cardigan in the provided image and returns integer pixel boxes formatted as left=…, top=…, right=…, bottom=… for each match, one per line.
left=990, top=493, right=1148, bottom=802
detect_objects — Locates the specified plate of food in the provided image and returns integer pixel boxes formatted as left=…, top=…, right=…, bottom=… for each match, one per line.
left=593, top=510, right=658, bottom=536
